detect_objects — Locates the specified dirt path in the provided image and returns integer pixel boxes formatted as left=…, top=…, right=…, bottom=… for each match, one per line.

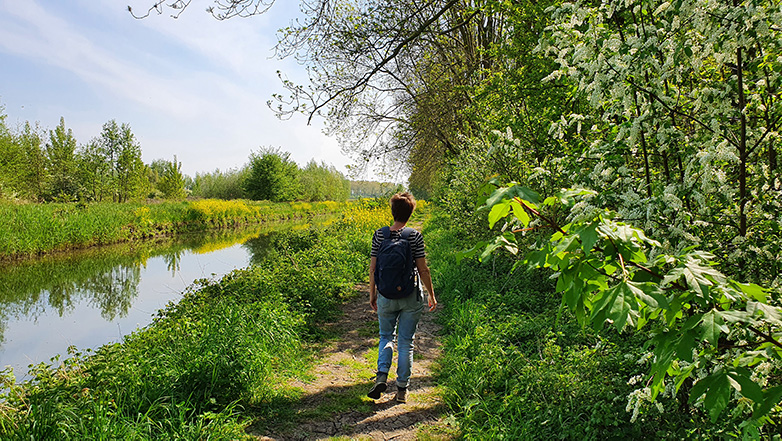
left=249, top=284, right=456, bottom=440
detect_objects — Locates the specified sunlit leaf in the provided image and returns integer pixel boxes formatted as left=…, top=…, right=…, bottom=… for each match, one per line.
left=700, top=309, right=728, bottom=346
left=576, top=221, right=599, bottom=255
left=511, top=200, right=531, bottom=227
left=746, top=301, right=782, bottom=326
left=488, top=200, right=511, bottom=228
left=735, top=282, right=767, bottom=303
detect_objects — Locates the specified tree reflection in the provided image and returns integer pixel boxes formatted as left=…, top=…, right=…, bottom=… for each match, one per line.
left=0, top=225, right=283, bottom=347
left=83, top=264, right=141, bottom=321
left=163, top=250, right=182, bottom=275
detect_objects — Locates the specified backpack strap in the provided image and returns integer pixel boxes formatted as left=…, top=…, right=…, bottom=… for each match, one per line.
left=399, top=227, right=421, bottom=300
left=381, top=226, right=391, bottom=240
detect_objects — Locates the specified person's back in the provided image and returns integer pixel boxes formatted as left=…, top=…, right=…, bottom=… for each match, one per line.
left=367, top=192, right=437, bottom=403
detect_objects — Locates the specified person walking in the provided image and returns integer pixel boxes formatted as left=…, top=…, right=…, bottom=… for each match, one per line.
left=368, top=192, right=437, bottom=403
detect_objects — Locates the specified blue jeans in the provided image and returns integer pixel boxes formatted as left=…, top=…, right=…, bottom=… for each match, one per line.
left=376, top=293, right=425, bottom=388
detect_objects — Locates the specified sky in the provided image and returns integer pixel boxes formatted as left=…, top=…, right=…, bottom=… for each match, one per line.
left=0, top=0, right=354, bottom=178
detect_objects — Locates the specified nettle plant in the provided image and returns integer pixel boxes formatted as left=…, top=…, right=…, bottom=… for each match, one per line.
left=476, top=180, right=782, bottom=425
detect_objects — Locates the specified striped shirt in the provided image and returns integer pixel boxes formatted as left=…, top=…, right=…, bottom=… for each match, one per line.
left=370, top=227, right=426, bottom=260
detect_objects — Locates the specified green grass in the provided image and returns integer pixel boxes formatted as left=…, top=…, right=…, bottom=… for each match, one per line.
left=0, top=201, right=390, bottom=439
left=0, top=199, right=348, bottom=260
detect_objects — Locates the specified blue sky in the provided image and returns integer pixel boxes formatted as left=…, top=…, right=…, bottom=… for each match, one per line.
left=0, top=0, right=349, bottom=177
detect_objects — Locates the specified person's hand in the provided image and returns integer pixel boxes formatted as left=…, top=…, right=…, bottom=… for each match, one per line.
left=370, top=292, right=378, bottom=312
left=428, top=293, right=437, bottom=312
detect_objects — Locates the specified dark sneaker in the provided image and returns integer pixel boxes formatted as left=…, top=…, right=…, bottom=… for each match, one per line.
left=395, top=387, right=407, bottom=403
left=368, top=372, right=388, bottom=399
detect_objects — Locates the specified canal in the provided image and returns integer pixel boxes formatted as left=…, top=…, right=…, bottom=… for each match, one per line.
left=0, top=222, right=309, bottom=381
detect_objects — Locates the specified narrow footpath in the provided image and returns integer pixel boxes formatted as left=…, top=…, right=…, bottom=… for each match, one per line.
left=250, top=284, right=456, bottom=440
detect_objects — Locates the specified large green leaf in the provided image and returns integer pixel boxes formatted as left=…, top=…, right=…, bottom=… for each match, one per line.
left=482, top=183, right=540, bottom=210
left=488, top=200, right=511, bottom=228
left=753, top=385, right=782, bottom=419
left=510, top=200, right=531, bottom=228
left=735, top=282, right=768, bottom=303
left=700, top=309, right=728, bottom=347
left=575, top=221, right=599, bottom=256
left=703, top=371, right=731, bottom=422
left=728, top=367, right=763, bottom=403
left=675, top=330, right=696, bottom=362
left=590, top=282, right=639, bottom=331
left=689, top=370, right=731, bottom=421
left=746, top=301, right=782, bottom=326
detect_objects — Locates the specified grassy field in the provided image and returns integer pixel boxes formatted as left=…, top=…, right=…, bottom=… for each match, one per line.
left=0, top=200, right=390, bottom=439
left=0, top=199, right=343, bottom=260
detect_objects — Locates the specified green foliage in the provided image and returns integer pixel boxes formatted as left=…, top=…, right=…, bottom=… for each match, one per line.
left=17, top=122, right=48, bottom=202
left=46, top=117, right=80, bottom=202
left=299, top=160, right=350, bottom=202
left=475, top=181, right=782, bottom=433
left=0, top=203, right=384, bottom=438
left=427, top=205, right=780, bottom=439
left=156, top=156, right=187, bottom=199
left=244, top=147, right=302, bottom=202
left=540, top=0, right=782, bottom=287
left=190, top=167, right=249, bottom=200
left=0, top=199, right=347, bottom=259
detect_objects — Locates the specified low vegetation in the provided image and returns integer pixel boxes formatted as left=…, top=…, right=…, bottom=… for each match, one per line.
left=0, top=201, right=389, bottom=439
left=0, top=199, right=343, bottom=260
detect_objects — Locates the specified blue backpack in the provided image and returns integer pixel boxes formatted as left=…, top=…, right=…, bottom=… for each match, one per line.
left=375, top=226, right=418, bottom=299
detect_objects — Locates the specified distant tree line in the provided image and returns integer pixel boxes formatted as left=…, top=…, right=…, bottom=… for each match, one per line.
left=192, top=147, right=350, bottom=202
left=0, top=108, right=354, bottom=204
left=349, top=181, right=402, bottom=199
left=0, top=111, right=184, bottom=202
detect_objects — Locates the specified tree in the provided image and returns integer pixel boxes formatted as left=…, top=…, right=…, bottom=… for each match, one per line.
left=77, top=138, right=112, bottom=202
left=540, top=0, right=782, bottom=284
left=157, top=155, right=187, bottom=199
left=191, top=167, right=249, bottom=200
left=131, top=1, right=522, bottom=183
left=46, top=117, right=79, bottom=201
left=17, top=122, right=48, bottom=202
left=300, top=160, right=350, bottom=201
left=478, top=182, right=782, bottom=428
left=97, top=120, right=145, bottom=202
left=243, top=147, right=302, bottom=202
left=0, top=105, right=22, bottom=199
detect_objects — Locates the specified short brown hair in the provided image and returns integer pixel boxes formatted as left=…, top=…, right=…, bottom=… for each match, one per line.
left=390, top=192, right=416, bottom=223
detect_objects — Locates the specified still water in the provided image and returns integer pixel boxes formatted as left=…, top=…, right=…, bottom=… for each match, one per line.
left=0, top=223, right=299, bottom=381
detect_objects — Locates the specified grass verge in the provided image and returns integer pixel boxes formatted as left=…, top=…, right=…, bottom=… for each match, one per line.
left=0, top=199, right=345, bottom=260
left=0, top=200, right=389, bottom=439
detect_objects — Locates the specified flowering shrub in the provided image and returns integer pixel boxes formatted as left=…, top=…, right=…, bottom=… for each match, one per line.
left=475, top=181, right=782, bottom=433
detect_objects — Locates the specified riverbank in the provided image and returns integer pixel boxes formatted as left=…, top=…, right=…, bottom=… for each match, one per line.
left=0, top=199, right=342, bottom=261
left=0, top=201, right=394, bottom=439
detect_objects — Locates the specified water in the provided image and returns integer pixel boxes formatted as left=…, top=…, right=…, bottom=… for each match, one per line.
left=0, top=224, right=294, bottom=381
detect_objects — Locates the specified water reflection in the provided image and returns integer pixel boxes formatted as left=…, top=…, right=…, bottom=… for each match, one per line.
left=0, top=223, right=299, bottom=380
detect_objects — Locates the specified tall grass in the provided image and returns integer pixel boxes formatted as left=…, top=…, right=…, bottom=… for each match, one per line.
left=0, top=201, right=388, bottom=439
left=0, top=199, right=347, bottom=259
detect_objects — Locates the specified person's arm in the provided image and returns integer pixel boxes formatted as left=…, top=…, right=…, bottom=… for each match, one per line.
left=369, top=256, right=378, bottom=311
left=415, top=257, right=437, bottom=311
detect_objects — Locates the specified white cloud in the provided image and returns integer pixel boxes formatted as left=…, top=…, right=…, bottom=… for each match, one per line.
left=0, top=0, right=354, bottom=177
